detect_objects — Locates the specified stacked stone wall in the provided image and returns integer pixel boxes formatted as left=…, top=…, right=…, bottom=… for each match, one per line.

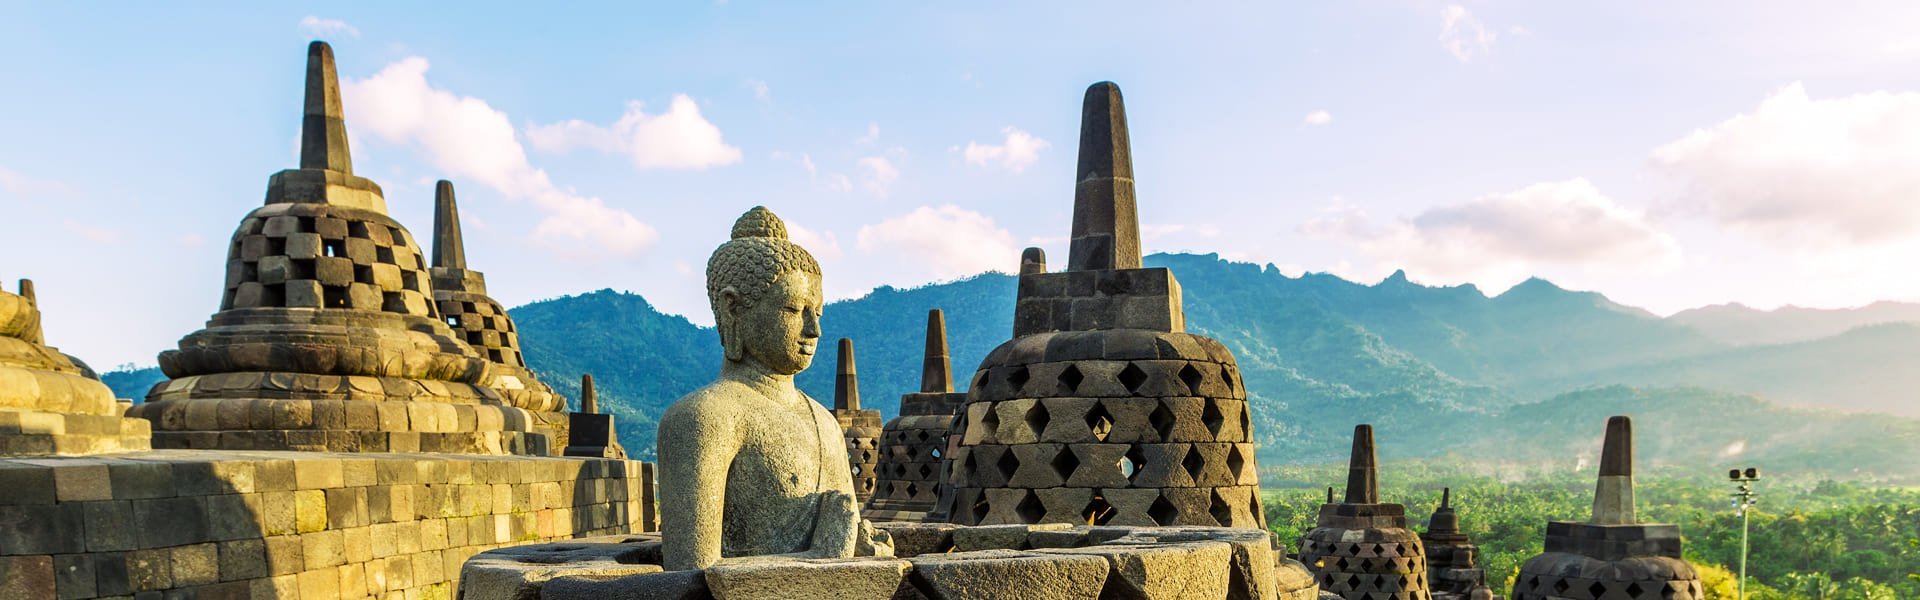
left=0, top=450, right=655, bottom=599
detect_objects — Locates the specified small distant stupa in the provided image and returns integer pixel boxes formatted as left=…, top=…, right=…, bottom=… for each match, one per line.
left=131, top=41, right=542, bottom=454
left=1420, top=489, right=1494, bottom=600
left=863, top=309, right=968, bottom=522
left=1300, top=425, right=1431, bottom=600
left=1511, top=416, right=1702, bottom=600
left=0, top=279, right=150, bottom=455
left=831, top=338, right=883, bottom=502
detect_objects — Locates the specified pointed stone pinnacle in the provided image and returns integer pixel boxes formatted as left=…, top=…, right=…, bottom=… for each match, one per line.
left=834, top=338, right=860, bottom=411
left=1345, top=424, right=1379, bottom=504
left=1326, top=487, right=1335, bottom=504
left=300, top=41, right=353, bottom=174
left=921, top=309, right=952, bottom=394
left=580, top=373, right=597, bottom=414
left=16, top=279, right=42, bottom=345
left=1067, top=81, right=1141, bottom=272
left=1442, top=487, right=1452, bottom=509
left=17, top=279, right=34, bottom=302
left=1592, top=415, right=1637, bottom=525
left=1020, top=247, right=1047, bottom=276
left=432, top=180, right=467, bottom=270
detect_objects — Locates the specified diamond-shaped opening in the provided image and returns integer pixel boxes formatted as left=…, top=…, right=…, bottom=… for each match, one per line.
left=1015, top=491, right=1045, bottom=523
left=1203, top=401, right=1226, bottom=436
left=918, top=464, right=934, bottom=479
left=995, top=449, right=1020, bottom=480
left=1117, top=363, right=1148, bottom=394
left=971, top=496, right=990, bottom=523
left=1057, top=364, right=1084, bottom=394
left=1527, top=576, right=1540, bottom=592
left=962, top=451, right=978, bottom=479
left=1083, top=493, right=1115, bottom=525
left=915, top=430, right=930, bottom=442
left=1589, top=582, right=1608, bottom=599
left=1209, top=490, right=1233, bottom=526
left=1178, top=363, right=1204, bottom=395
left=1333, top=557, right=1349, bottom=570
left=1660, top=582, right=1678, bottom=600
left=1344, top=574, right=1361, bottom=589
left=1226, top=445, right=1246, bottom=480
left=975, top=371, right=990, bottom=390
left=1319, top=573, right=1335, bottom=586
left=1626, top=582, right=1644, bottom=597
left=1180, top=446, right=1205, bottom=480
left=894, top=464, right=909, bottom=478
left=1240, top=409, right=1252, bottom=441
left=1024, top=402, right=1050, bottom=437
left=1122, top=446, right=1145, bottom=482
left=906, top=482, right=920, bottom=497
left=1005, top=366, right=1030, bottom=392
left=1220, top=365, right=1235, bottom=392
left=1085, top=402, right=1114, bottom=442
left=852, top=464, right=864, bottom=476
left=1050, top=447, right=1080, bottom=480
left=1149, top=402, right=1176, bottom=440
left=980, top=406, right=1001, bottom=439
left=1147, top=495, right=1178, bottom=526
left=1552, top=579, right=1570, bottom=594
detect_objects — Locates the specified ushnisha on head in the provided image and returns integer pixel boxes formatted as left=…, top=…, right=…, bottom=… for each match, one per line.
left=706, top=206, right=825, bottom=374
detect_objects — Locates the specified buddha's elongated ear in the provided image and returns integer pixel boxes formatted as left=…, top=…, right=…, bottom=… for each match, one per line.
left=718, top=286, right=744, bottom=362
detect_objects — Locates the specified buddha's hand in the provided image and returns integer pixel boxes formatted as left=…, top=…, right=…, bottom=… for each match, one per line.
left=809, top=489, right=860, bottom=558
left=855, top=519, right=894, bottom=558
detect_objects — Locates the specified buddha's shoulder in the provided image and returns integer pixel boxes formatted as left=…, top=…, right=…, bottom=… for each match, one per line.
left=661, top=381, right=755, bottom=424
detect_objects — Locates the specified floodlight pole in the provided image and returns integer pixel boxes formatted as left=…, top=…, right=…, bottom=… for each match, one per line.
left=1729, top=468, right=1760, bottom=600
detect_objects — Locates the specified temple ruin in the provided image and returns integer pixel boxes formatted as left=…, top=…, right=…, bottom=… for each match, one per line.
left=1299, top=425, right=1430, bottom=600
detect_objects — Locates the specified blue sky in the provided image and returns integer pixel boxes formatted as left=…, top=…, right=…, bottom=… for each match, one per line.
left=6, top=2, right=1920, bottom=369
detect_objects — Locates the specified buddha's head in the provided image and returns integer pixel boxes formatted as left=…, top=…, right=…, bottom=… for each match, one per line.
left=707, top=206, right=824, bottom=375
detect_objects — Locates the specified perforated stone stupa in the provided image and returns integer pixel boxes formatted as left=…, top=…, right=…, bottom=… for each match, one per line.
left=1512, top=416, right=1701, bottom=600
left=1420, top=489, right=1494, bottom=600
left=131, top=41, right=542, bottom=455
left=947, top=82, right=1262, bottom=528
left=1299, top=425, right=1430, bottom=600
left=833, top=337, right=883, bottom=502
left=0, top=279, right=151, bottom=455
left=864, top=309, right=967, bottom=522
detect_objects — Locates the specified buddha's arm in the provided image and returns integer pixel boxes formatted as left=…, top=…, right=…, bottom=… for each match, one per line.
left=659, top=397, right=738, bottom=571
left=807, top=402, right=860, bottom=557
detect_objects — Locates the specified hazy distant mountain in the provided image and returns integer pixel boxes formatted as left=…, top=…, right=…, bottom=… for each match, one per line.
left=98, top=253, right=1920, bottom=477
left=1668, top=301, right=1920, bottom=346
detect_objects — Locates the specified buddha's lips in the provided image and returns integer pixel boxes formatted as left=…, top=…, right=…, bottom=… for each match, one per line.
left=797, top=342, right=817, bottom=356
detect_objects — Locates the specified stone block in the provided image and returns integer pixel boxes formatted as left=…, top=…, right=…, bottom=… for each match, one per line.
left=296, top=567, right=338, bottom=599
left=204, top=493, right=260, bottom=540
left=1041, top=541, right=1232, bottom=600
left=83, top=499, right=137, bottom=551
left=170, top=542, right=220, bottom=587
left=913, top=550, right=1110, bottom=600
left=0, top=502, right=85, bottom=554
left=52, top=462, right=113, bottom=502
left=125, top=548, right=172, bottom=591
left=294, top=490, right=328, bottom=533
left=706, top=558, right=910, bottom=600
left=952, top=523, right=1072, bottom=552
left=294, top=458, right=344, bottom=490
left=326, top=486, right=369, bottom=528
left=302, top=529, right=346, bottom=570
left=0, top=464, right=54, bottom=505
left=542, top=569, right=709, bottom=600
left=0, top=556, right=55, bottom=600
left=109, top=460, right=175, bottom=500
left=218, top=538, right=269, bottom=582
left=263, top=534, right=304, bottom=576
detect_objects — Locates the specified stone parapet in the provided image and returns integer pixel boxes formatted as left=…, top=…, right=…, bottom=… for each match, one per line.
left=0, top=450, right=656, bottom=599
left=458, top=523, right=1321, bottom=600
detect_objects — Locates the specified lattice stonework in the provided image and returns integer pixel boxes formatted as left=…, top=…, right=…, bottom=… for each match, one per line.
left=1512, top=563, right=1702, bottom=600
left=437, top=291, right=524, bottom=366
left=947, top=330, right=1263, bottom=528
left=836, top=408, right=883, bottom=502
left=864, top=408, right=958, bottom=521
left=223, top=204, right=437, bottom=317
left=1298, top=531, right=1431, bottom=600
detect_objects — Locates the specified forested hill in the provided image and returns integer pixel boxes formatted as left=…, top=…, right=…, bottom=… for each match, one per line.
left=103, top=253, right=1920, bottom=477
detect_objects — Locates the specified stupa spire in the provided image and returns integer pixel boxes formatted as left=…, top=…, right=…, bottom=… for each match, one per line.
left=580, top=373, right=597, bottom=414
left=1067, top=82, right=1141, bottom=272
left=432, top=180, right=467, bottom=270
left=921, top=309, right=952, bottom=393
left=834, top=338, right=859, bottom=411
left=17, top=279, right=41, bottom=345
left=1345, top=424, right=1379, bottom=504
left=1591, top=415, right=1636, bottom=524
left=300, top=41, right=353, bottom=174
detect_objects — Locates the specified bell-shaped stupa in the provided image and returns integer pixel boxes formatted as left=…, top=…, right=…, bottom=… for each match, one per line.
left=1420, top=489, right=1494, bottom=600
left=1512, top=416, right=1701, bottom=600
left=0, top=279, right=151, bottom=455
left=1299, top=425, right=1431, bottom=600
left=831, top=338, right=883, bottom=502
left=132, top=41, right=542, bottom=455
left=946, top=82, right=1262, bottom=528
left=863, top=309, right=967, bottom=522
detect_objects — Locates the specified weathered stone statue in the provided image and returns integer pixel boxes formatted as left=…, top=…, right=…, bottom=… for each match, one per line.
left=657, top=206, right=891, bottom=571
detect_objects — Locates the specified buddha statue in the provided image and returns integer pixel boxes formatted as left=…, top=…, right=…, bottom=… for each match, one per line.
left=658, top=206, right=891, bottom=571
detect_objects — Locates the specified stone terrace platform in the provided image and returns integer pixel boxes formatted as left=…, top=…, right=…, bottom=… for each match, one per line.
left=0, top=450, right=656, bottom=599
left=459, top=522, right=1322, bottom=600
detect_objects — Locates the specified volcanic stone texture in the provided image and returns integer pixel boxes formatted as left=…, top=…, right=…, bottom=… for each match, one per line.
left=0, top=450, right=656, bottom=599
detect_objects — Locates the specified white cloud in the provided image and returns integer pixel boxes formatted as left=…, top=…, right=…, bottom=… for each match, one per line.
left=745, top=79, right=771, bottom=103
left=299, top=16, right=360, bottom=38
left=342, top=56, right=656, bottom=258
left=785, top=221, right=845, bottom=262
left=1302, top=110, right=1333, bottom=126
left=1652, top=82, right=1920, bottom=248
left=963, top=127, right=1050, bottom=173
left=0, top=166, right=70, bottom=196
left=856, top=205, right=1020, bottom=279
left=858, top=156, right=899, bottom=197
left=1439, top=5, right=1496, bottom=63
left=526, top=96, right=742, bottom=170
left=1303, top=178, right=1680, bottom=290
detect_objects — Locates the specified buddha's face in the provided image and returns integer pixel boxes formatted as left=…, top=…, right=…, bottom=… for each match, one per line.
left=730, top=269, right=824, bottom=375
